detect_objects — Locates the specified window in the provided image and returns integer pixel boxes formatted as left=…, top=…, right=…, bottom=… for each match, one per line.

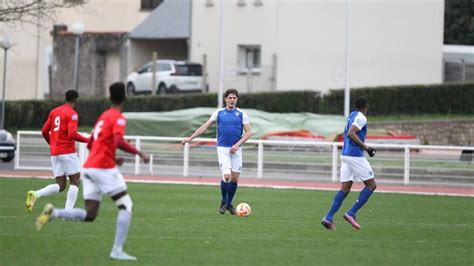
left=238, top=45, right=261, bottom=71
left=157, top=63, right=172, bottom=71
left=141, top=0, right=163, bottom=10
left=173, top=64, right=203, bottom=76
left=138, top=63, right=152, bottom=74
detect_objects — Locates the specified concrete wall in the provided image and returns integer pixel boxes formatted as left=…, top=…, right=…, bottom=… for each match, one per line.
left=128, top=39, right=188, bottom=72
left=51, top=32, right=127, bottom=99
left=371, top=120, right=474, bottom=146
left=190, top=0, right=444, bottom=93
left=0, top=23, right=45, bottom=100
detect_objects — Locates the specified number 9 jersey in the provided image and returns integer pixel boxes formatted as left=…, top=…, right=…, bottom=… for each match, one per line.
left=41, top=104, right=82, bottom=155
left=84, top=108, right=127, bottom=169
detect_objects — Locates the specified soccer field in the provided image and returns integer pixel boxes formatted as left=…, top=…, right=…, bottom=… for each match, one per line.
left=1, top=178, right=472, bottom=266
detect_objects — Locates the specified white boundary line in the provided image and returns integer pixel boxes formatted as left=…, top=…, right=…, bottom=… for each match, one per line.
left=125, top=179, right=473, bottom=198
left=1, top=174, right=472, bottom=198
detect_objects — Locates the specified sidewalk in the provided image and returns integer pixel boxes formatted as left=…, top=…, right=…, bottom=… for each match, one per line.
left=1, top=170, right=472, bottom=197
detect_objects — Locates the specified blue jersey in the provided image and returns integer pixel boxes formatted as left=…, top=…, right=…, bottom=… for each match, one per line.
left=210, top=107, right=250, bottom=148
left=342, top=111, right=368, bottom=157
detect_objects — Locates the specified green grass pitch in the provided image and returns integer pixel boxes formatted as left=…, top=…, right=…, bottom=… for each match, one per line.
left=0, top=178, right=472, bottom=265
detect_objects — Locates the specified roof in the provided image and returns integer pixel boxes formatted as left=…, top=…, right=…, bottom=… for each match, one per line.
left=129, top=0, right=191, bottom=40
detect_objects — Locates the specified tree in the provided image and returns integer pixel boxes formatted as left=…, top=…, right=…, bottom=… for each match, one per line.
left=0, top=0, right=87, bottom=26
left=444, top=0, right=474, bottom=45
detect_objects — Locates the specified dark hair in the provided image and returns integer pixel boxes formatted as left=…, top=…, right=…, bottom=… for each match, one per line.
left=109, top=82, right=126, bottom=105
left=65, top=90, right=79, bottom=102
left=354, top=97, right=368, bottom=110
left=224, top=88, right=239, bottom=98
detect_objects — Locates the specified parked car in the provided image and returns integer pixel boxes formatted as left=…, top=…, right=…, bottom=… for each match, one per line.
left=0, top=129, right=16, bottom=162
left=126, top=60, right=204, bottom=95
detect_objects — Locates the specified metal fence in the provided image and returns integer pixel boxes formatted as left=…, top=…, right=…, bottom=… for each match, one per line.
left=15, top=131, right=474, bottom=187
left=443, top=59, right=474, bottom=83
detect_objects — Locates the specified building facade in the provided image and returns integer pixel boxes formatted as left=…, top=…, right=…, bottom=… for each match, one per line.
left=190, top=0, right=444, bottom=94
left=0, top=0, right=444, bottom=100
left=0, top=0, right=156, bottom=100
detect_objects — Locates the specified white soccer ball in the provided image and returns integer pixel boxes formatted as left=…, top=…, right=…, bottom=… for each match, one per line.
left=236, top=202, right=251, bottom=217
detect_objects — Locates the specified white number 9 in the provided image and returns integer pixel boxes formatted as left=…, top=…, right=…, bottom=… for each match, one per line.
left=53, top=116, right=60, bottom=132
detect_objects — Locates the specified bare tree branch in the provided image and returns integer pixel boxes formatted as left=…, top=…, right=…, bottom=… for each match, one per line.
left=0, top=0, right=88, bottom=25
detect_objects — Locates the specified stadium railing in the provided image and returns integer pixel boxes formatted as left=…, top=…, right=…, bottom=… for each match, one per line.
left=15, top=131, right=474, bottom=187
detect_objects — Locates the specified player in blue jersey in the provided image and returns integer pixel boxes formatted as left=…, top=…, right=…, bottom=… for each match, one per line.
left=321, top=97, right=377, bottom=230
left=182, top=88, right=252, bottom=215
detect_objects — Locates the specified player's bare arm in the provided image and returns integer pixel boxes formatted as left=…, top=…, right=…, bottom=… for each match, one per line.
left=348, top=124, right=376, bottom=157
left=115, top=157, right=125, bottom=166
left=137, top=151, right=150, bottom=163
left=41, top=115, right=52, bottom=144
left=347, top=125, right=369, bottom=151
left=181, top=119, right=215, bottom=144
left=230, top=123, right=252, bottom=154
left=114, top=133, right=150, bottom=163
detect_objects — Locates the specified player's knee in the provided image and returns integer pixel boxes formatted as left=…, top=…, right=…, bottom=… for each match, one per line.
left=58, top=183, right=67, bottom=192
left=222, top=175, right=231, bottom=183
left=115, top=194, right=133, bottom=213
left=69, top=177, right=80, bottom=187
left=341, top=182, right=352, bottom=193
left=370, top=184, right=377, bottom=191
left=230, top=173, right=239, bottom=182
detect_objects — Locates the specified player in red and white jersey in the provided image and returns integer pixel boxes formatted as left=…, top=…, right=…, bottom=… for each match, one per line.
left=36, top=82, right=149, bottom=261
left=26, top=90, right=88, bottom=212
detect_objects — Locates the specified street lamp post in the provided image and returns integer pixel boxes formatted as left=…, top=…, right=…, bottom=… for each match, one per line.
left=0, top=36, right=14, bottom=129
left=217, top=0, right=225, bottom=108
left=71, top=22, right=85, bottom=92
left=344, top=0, right=352, bottom=118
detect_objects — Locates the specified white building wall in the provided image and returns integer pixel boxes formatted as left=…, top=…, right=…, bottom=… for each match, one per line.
left=1, top=0, right=444, bottom=100
left=191, top=0, right=279, bottom=93
left=0, top=0, right=151, bottom=100
left=0, top=23, right=42, bottom=100
left=347, top=0, right=444, bottom=88
left=191, top=0, right=444, bottom=94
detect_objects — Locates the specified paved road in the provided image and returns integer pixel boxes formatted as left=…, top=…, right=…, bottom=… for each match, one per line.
left=0, top=160, right=14, bottom=170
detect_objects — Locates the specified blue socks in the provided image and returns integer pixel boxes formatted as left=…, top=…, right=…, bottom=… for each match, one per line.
left=220, top=180, right=229, bottom=205
left=347, top=187, right=374, bottom=217
left=220, top=180, right=238, bottom=206
left=325, top=190, right=348, bottom=221
left=227, top=182, right=238, bottom=206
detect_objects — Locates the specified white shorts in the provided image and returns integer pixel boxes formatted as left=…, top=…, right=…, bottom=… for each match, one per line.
left=81, top=167, right=127, bottom=201
left=340, top=155, right=374, bottom=182
left=217, top=146, right=242, bottom=176
left=51, top=153, right=81, bottom=177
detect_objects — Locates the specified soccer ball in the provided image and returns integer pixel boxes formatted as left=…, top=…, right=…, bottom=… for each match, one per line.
left=236, top=203, right=251, bottom=217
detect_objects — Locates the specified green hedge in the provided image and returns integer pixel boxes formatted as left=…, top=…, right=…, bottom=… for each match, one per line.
left=321, top=83, right=474, bottom=115
left=5, top=83, right=473, bottom=129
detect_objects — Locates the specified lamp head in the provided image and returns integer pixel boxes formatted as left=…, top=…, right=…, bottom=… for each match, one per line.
left=0, top=36, right=14, bottom=50
left=71, top=22, right=85, bottom=35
